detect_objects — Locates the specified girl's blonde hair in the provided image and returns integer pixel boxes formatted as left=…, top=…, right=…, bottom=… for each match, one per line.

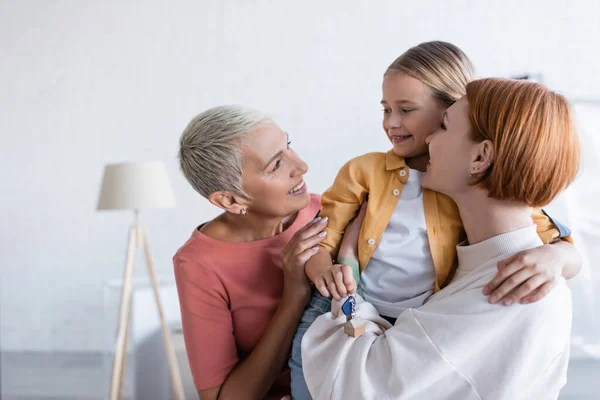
left=386, top=41, right=474, bottom=106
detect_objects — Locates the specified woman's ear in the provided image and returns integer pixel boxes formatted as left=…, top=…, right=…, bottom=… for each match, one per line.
left=208, top=191, right=250, bottom=215
left=470, top=139, right=495, bottom=175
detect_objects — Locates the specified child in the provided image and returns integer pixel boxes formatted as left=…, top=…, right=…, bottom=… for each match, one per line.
left=289, top=41, right=579, bottom=400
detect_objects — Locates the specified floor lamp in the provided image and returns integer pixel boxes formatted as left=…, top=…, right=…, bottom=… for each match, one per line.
left=97, top=161, right=185, bottom=400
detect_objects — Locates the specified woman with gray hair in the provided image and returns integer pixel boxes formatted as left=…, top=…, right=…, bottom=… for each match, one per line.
left=174, top=105, right=324, bottom=400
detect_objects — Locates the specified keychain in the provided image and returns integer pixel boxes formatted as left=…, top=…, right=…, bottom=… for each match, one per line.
left=341, top=294, right=365, bottom=338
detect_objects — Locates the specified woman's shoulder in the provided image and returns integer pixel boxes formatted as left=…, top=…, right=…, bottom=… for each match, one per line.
left=173, top=221, right=236, bottom=275
left=173, top=229, right=215, bottom=273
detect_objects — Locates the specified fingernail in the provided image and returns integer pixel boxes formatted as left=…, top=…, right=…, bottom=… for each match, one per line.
left=312, top=217, right=322, bottom=223
left=489, top=297, right=496, bottom=304
left=318, top=231, right=327, bottom=237
left=320, top=216, right=329, bottom=223
left=311, top=246, right=319, bottom=251
left=504, top=299, right=512, bottom=306
left=482, top=287, right=489, bottom=295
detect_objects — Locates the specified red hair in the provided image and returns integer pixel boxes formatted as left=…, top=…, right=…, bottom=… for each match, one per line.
left=466, top=78, right=580, bottom=207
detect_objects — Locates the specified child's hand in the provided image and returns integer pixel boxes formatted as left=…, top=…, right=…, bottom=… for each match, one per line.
left=314, top=263, right=356, bottom=300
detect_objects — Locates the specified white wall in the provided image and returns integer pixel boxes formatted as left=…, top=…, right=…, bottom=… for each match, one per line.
left=2, top=0, right=599, bottom=352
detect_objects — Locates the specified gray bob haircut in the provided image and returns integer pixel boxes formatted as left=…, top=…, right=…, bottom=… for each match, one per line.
left=178, top=105, right=272, bottom=198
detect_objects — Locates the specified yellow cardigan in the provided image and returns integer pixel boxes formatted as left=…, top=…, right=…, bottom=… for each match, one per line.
left=320, top=151, right=570, bottom=292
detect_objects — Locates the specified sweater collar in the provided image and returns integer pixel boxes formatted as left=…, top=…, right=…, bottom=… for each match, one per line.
left=456, top=225, right=543, bottom=272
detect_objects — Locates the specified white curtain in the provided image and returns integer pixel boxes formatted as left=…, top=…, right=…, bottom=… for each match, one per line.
left=546, top=102, right=600, bottom=358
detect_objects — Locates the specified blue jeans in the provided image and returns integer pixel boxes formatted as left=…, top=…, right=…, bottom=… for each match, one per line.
left=289, top=289, right=332, bottom=400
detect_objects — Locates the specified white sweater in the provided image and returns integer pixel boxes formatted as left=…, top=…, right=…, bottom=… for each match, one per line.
left=302, top=225, right=572, bottom=400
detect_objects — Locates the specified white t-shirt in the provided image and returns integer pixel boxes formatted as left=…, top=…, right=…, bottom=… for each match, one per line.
left=361, top=168, right=435, bottom=318
left=303, top=225, right=572, bottom=400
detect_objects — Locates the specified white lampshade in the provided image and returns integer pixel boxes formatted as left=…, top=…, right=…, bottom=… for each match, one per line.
left=97, top=162, right=176, bottom=210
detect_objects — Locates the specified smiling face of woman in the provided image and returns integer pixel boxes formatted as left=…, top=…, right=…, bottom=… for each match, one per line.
left=421, top=97, right=477, bottom=197
left=423, top=78, right=581, bottom=208
left=240, top=122, right=311, bottom=218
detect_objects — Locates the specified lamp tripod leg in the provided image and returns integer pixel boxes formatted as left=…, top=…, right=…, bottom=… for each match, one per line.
left=109, top=226, right=137, bottom=400
left=141, top=228, right=186, bottom=400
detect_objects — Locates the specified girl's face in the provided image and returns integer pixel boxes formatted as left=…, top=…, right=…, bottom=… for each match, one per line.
left=381, top=71, right=447, bottom=169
